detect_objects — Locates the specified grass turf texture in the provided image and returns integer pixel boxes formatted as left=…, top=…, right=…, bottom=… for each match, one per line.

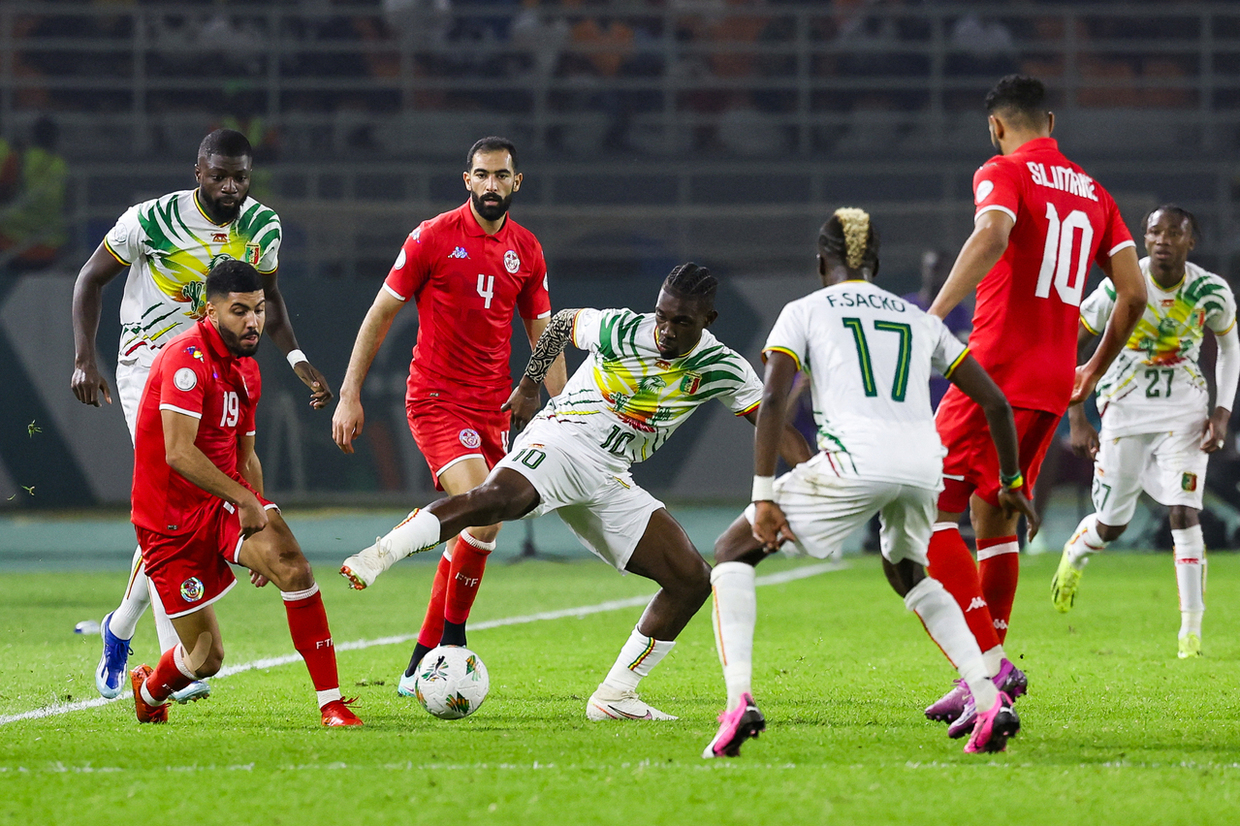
left=3, top=553, right=1239, bottom=825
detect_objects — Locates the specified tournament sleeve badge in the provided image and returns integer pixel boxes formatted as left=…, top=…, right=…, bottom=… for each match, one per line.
left=173, top=367, right=198, bottom=392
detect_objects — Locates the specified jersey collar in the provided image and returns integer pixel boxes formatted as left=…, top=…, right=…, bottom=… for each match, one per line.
left=193, top=190, right=238, bottom=228
left=199, top=317, right=235, bottom=361
left=458, top=200, right=510, bottom=239
left=1012, top=136, right=1058, bottom=156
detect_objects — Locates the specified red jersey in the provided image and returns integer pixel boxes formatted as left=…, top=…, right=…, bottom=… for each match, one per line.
left=131, top=319, right=261, bottom=535
left=951, top=137, right=1135, bottom=415
left=383, top=202, right=552, bottom=411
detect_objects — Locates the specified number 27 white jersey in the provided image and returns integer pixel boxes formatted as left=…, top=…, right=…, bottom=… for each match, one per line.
left=764, top=280, right=968, bottom=490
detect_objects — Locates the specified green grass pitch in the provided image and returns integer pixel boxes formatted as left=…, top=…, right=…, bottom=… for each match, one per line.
left=3, top=552, right=1239, bottom=825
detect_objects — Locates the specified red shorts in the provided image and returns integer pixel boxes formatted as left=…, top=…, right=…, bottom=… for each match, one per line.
left=406, top=398, right=508, bottom=490
left=935, top=393, right=1061, bottom=514
left=137, top=495, right=276, bottom=619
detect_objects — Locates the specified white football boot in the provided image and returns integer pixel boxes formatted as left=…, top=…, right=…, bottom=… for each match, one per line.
left=340, top=536, right=402, bottom=590
left=586, top=685, right=677, bottom=721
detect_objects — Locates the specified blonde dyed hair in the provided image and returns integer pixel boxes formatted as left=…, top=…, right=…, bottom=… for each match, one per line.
left=833, top=207, right=871, bottom=271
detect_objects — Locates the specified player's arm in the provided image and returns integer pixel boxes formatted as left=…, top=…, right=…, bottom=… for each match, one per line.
left=742, top=407, right=812, bottom=468
left=946, top=354, right=1040, bottom=538
left=1068, top=320, right=1101, bottom=459
left=748, top=351, right=802, bottom=550
left=259, top=269, right=333, bottom=411
left=523, top=314, right=568, bottom=397
left=928, top=210, right=1013, bottom=319
left=1204, top=324, right=1239, bottom=453
left=237, top=432, right=264, bottom=495
left=504, top=307, right=579, bottom=438
left=163, top=410, right=267, bottom=536
left=332, top=288, right=405, bottom=454
left=1072, top=246, right=1146, bottom=403
left=70, top=242, right=127, bottom=406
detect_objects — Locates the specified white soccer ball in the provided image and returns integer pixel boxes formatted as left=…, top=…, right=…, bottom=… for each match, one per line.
left=413, top=645, right=490, bottom=719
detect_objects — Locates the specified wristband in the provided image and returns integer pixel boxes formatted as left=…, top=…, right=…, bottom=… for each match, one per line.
left=1000, top=471, right=1024, bottom=491
left=752, top=475, right=775, bottom=502
left=286, top=349, right=309, bottom=369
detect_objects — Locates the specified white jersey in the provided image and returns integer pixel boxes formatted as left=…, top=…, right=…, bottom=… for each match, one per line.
left=1081, top=258, right=1237, bottom=437
left=104, top=190, right=281, bottom=363
left=764, top=280, right=968, bottom=490
left=534, top=308, right=763, bottom=468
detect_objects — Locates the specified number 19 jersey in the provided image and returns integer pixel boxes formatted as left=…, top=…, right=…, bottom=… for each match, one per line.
left=764, top=280, right=968, bottom=490
left=962, top=136, right=1134, bottom=415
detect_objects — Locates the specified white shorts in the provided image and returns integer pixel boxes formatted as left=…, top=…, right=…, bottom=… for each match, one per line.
left=494, top=420, right=665, bottom=571
left=743, top=453, right=936, bottom=566
left=1093, top=427, right=1210, bottom=525
left=115, top=350, right=157, bottom=445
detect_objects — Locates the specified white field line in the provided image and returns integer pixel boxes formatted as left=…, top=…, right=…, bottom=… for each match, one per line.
left=0, top=560, right=844, bottom=726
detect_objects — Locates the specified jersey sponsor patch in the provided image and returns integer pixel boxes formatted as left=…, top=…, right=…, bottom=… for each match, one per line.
left=180, top=576, right=204, bottom=602
left=459, top=428, right=482, bottom=449
left=504, top=250, right=520, bottom=273
left=975, top=180, right=994, bottom=203
left=173, top=367, right=198, bottom=391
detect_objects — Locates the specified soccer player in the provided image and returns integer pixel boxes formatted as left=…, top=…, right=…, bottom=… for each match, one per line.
left=71, top=129, right=332, bottom=704
left=922, top=75, right=1147, bottom=735
left=128, top=260, right=360, bottom=727
left=1052, top=205, right=1238, bottom=658
left=332, top=137, right=566, bottom=687
left=705, top=208, right=1036, bottom=758
left=340, top=264, right=812, bottom=718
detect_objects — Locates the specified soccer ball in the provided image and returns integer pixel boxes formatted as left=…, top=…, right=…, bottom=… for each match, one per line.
left=413, top=645, right=490, bottom=720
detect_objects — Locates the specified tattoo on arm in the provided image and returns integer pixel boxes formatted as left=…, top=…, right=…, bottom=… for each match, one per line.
left=524, top=309, right=578, bottom=385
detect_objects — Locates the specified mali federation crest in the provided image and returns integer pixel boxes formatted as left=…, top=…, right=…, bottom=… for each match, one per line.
left=245, top=243, right=262, bottom=267
left=679, top=372, right=702, bottom=394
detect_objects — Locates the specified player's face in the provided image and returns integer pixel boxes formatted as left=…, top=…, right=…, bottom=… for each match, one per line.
left=464, top=150, right=521, bottom=222
left=207, top=291, right=266, bottom=357
left=195, top=154, right=252, bottom=223
left=653, top=288, right=717, bottom=359
left=1144, top=211, right=1195, bottom=274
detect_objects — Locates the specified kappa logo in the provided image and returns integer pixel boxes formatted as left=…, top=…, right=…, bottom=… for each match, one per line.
left=411, top=226, right=423, bottom=242
left=449, top=246, right=469, bottom=259
left=993, top=619, right=1008, bottom=630
left=965, top=597, right=988, bottom=612
left=504, top=249, right=520, bottom=273
left=459, top=428, right=482, bottom=449
left=180, top=577, right=204, bottom=603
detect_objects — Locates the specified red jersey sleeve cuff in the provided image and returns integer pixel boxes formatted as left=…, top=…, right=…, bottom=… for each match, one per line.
left=159, top=403, right=203, bottom=420
left=382, top=282, right=408, bottom=302
left=975, top=204, right=1017, bottom=224
left=1108, top=239, right=1136, bottom=257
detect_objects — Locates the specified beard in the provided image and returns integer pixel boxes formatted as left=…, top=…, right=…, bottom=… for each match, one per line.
left=201, top=190, right=243, bottom=223
left=472, top=190, right=512, bottom=222
left=219, top=324, right=261, bottom=358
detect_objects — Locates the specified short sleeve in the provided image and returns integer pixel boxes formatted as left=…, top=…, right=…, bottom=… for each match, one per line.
left=157, top=347, right=209, bottom=420
left=254, top=214, right=281, bottom=274
left=762, top=302, right=809, bottom=371
left=1205, top=278, right=1237, bottom=335
left=972, top=160, right=1021, bottom=225
left=516, top=240, right=552, bottom=320
left=1093, top=191, right=1136, bottom=267
left=103, top=204, right=144, bottom=266
left=570, top=308, right=607, bottom=350
left=239, top=364, right=261, bottom=435
left=927, top=314, right=969, bottom=378
left=383, top=222, right=434, bottom=302
left=1079, top=278, right=1117, bottom=336
left=723, top=356, right=763, bottom=417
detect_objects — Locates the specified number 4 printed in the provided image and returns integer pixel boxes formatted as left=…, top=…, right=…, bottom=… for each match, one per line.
left=477, top=274, right=494, bottom=309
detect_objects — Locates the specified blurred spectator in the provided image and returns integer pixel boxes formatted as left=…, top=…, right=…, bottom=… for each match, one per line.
left=946, top=12, right=1016, bottom=78
left=0, top=118, right=69, bottom=272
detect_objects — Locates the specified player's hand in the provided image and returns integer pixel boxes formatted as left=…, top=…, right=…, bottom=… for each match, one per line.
left=249, top=569, right=270, bottom=588
left=1069, top=418, right=1100, bottom=459
left=1200, top=409, right=1229, bottom=453
left=237, top=493, right=269, bottom=538
left=71, top=360, right=112, bottom=407
left=501, top=377, right=542, bottom=443
left=751, top=500, right=797, bottom=551
left=997, top=487, right=1040, bottom=542
left=332, top=395, right=364, bottom=454
left=1070, top=364, right=1100, bottom=405
left=293, top=361, right=334, bottom=410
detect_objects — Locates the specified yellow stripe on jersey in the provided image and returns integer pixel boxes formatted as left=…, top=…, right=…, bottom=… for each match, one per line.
left=103, top=237, right=130, bottom=266
left=192, top=190, right=229, bottom=227
left=763, top=346, right=802, bottom=371
left=943, top=347, right=970, bottom=379
left=1079, top=314, right=1099, bottom=336
left=1219, top=317, right=1237, bottom=336
left=734, top=399, right=760, bottom=417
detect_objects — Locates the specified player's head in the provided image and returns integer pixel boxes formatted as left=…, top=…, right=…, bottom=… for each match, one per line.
left=1143, top=204, right=1198, bottom=275
left=817, top=207, right=879, bottom=284
left=195, top=129, right=253, bottom=222
left=464, top=136, right=522, bottom=224
left=205, top=259, right=265, bottom=357
left=985, top=74, right=1053, bottom=153
left=655, top=262, right=719, bottom=359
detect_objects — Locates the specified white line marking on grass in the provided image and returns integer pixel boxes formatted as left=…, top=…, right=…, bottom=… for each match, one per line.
left=0, top=560, right=844, bottom=726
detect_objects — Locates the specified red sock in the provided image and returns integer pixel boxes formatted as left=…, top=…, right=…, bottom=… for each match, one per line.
left=444, top=530, right=495, bottom=625
left=143, top=643, right=195, bottom=704
left=282, top=584, right=338, bottom=693
left=417, top=540, right=456, bottom=649
left=978, top=535, right=1020, bottom=644
left=926, top=525, right=1000, bottom=653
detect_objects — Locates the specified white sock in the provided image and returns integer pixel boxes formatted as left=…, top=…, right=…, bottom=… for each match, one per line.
left=1173, top=525, right=1205, bottom=637
left=383, top=508, right=444, bottom=559
left=1066, top=514, right=1108, bottom=568
left=600, top=625, right=675, bottom=694
left=108, top=546, right=149, bottom=640
left=150, top=577, right=182, bottom=657
left=982, top=645, right=1006, bottom=678
left=316, top=688, right=343, bottom=708
left=905, top=578, right=997, bottom=711
left=710, top=562, right=757, bottom=710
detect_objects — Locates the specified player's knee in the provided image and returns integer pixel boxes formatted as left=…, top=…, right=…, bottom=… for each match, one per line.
left=197, top=644, right=225, bottom=678
left=1097, top=521, right=1127, bottom=542
left=1167, top=506, right=1198, bottom=531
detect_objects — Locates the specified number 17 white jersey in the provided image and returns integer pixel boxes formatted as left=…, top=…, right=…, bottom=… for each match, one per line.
left=764, top=280, right=968, bottom=490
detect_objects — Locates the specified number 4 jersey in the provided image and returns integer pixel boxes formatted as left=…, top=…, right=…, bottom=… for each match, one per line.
left=1081, top=258, right=1237, bottom=437
left=765, top=280, right=968, bottom=490
left=965, top=136, right=1135, bottom=415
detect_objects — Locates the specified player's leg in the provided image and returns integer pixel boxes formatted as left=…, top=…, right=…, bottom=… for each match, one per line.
left=1052, top=433, right=1147, bottom=612
left=240, top=508, right=362, bottom=726
left=132, top=605, right=223, bottom=724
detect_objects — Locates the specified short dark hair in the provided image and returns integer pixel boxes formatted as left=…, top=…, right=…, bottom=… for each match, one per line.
left=985, top=74, right=1049, bottom=128
left=663, top=262, right=718, bottom=306
left=466, top=136, right=518, bottom=172
left=819, top=208, right=880, bottom=278
left=205, top=259, right=263, bottom=301
left=198, top=128, right=252, bottom=161
left=1144, top=204, right=1200, bottom=241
